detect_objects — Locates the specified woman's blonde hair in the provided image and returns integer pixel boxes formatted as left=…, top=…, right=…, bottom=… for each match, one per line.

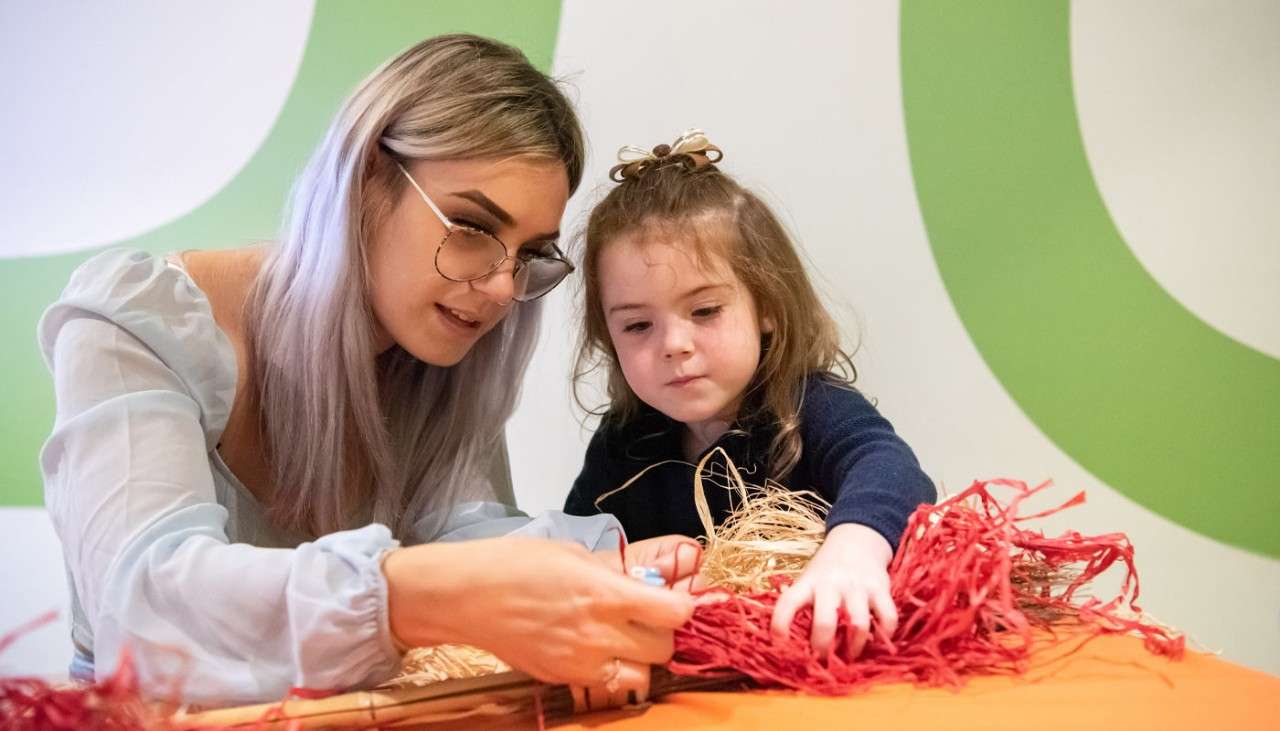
left=245, top=34, right=584, bottom=540
left=574, top=156, right=855, bottom=479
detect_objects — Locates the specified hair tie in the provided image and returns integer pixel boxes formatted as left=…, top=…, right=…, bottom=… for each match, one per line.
left=609, top=128, right=723, bottom=183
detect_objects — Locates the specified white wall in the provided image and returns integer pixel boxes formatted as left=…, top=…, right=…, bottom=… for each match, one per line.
left=507, top=0, right=1280, bottom=674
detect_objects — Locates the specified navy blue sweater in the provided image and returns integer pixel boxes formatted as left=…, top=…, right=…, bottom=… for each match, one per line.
left=564, top=375, right=936, bottom=550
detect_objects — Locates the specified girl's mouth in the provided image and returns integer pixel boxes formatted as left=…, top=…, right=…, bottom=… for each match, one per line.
left=667, top=375, right=705, bottom=387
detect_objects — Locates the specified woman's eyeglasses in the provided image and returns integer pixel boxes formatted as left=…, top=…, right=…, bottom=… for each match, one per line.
left=396, top=162, right=574, bottom=302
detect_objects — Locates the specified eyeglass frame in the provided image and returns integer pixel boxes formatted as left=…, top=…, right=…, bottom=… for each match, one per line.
left=394, top=162, right=575, bottom=303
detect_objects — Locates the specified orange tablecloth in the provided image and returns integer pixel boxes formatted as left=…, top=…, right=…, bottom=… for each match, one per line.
left=553, top=635, right=1278, bottom=730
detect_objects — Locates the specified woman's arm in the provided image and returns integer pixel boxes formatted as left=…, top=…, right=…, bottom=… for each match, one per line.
left=43, top=302, right=692, bottom=703
left=42, top=313, right=403, bottom=704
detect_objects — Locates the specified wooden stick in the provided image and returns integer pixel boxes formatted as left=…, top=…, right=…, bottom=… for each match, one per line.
left=173, top=669, right=745, bottom=729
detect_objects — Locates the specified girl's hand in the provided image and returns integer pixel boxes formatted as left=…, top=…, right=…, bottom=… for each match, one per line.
left=383, top=536, right=694, bottom=691
left=770, top=523, right=897, bottom=658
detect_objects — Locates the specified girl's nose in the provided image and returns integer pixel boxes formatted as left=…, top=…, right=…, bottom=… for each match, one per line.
left=662, top=323, right=694, bottom=359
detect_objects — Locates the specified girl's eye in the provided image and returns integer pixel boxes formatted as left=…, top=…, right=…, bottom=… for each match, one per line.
left=622, top=321, right=651, bottom=334
left=692, top=305, right=724, bottom=318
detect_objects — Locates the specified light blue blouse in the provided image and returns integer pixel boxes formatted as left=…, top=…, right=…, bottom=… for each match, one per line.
left=37, top=248, right=619, bottom=705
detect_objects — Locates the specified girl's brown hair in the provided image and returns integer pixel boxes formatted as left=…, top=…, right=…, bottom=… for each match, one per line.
left=574, top=152, right=856, bottom=479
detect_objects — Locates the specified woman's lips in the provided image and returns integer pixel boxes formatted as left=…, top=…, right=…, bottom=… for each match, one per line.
left=435, top=303, right=482, bottom=334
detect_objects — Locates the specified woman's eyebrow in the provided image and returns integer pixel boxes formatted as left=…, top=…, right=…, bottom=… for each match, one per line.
left=450, top=190, right=559, bottom=242
left=450, top=190, right=513, bottom=226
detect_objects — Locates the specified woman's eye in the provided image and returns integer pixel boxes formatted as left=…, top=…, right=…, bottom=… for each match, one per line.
left=692, top=305, right=724, bottom=318
left=454, top=220, right=493, bottom=236
left=622, top=321, right=651, bottom=334
left=517, top=240, right=560, bottom=262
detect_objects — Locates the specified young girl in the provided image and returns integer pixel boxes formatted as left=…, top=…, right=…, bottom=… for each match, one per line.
left=565, top=130, right=936, bottom=657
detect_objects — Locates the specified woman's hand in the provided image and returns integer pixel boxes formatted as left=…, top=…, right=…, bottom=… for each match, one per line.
left=383, top=536, right=694, bottom=691
left=595, top=534, right=704, bottom=592
left=572, top=534, right=702, bottom=707
left=770, top=523, right=897, bottom=658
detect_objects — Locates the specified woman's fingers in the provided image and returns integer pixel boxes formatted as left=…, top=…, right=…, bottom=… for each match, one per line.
left=658, top=537, right=703, bottom=585
left=572, top=660, right=650, bottom=712
left=625, top=535, right=703, bottom=586
left=604, top=573, right=695, bottom=629
left=602, top=617, right=675, bottom=666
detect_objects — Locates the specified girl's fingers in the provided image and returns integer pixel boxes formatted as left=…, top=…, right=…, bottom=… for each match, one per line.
left=868, top=582, right=899, bottom=638
left=847, top=587, right=871, bottom=658
left=810, top=587, right=840, bottom=656
left=770, top=582, right=810, bottom=640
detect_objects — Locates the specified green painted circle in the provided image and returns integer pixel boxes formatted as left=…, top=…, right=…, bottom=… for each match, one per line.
left=901, top=0, right=1279, bottom=557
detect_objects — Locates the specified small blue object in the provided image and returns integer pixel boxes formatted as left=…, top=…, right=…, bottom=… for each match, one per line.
left=629, top=565, right=667, bottom=587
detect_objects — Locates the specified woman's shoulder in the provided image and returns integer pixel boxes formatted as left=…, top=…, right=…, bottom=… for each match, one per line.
left=38, top=247, right=238, bottom=429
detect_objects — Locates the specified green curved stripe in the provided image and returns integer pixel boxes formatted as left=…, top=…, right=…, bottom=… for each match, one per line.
left=0, top=1, right=562, bottom=506
left=901, top=1, right=1280, bottom=557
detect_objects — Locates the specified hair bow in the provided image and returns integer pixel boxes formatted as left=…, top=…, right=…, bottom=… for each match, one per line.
left=609, top=128, right=723, bottom=182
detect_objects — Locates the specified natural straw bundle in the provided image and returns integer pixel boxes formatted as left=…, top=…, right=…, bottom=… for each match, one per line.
left=390, top=645, right=511, bottom=687
left=689, top=451, right=826, bottom=593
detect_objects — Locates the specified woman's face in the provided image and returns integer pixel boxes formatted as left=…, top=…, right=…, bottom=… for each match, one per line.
left=369, top=156, right=569, bottom=366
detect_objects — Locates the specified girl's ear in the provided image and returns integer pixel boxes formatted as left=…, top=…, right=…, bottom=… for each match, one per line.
left=761, top=313, right=776, bottom=334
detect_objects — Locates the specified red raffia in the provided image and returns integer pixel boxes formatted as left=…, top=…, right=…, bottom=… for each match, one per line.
left=0, top=621, right=213, bottom=731
left=0, top=614, right=334, bottom=730
left=669, top=478, right=1185, bottom=694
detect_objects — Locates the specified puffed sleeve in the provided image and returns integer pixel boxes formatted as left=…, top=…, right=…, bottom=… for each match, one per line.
left=38, top=249, right=402, bottom=705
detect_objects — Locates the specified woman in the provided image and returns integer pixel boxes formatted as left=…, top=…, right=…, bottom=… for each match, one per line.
left=38, top=34, right=695, bottom=705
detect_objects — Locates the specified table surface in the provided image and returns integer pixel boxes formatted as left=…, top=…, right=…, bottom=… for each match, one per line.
left=548, top=634, right=1279, bottom=730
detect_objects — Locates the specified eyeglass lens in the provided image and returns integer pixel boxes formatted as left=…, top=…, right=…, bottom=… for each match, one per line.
left=436, top=229, right=570, bottom=301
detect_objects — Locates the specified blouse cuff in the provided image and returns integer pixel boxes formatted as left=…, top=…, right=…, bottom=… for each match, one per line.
left=377, top=546, right=411, bottom=655
left=304, top=525, right=406, bottom=684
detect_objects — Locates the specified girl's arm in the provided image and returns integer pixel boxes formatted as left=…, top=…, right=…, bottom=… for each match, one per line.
left=771, top=377, right=936, bottom=655
left=802, top=379, right=936, bottom=551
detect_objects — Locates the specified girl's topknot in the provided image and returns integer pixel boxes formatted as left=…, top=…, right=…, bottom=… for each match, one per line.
left=609, top=128, right=723, bottom=183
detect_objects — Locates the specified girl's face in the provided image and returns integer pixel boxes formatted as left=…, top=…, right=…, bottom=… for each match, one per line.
left=599, top=233, right=770, bottom=429
left=368, top=156, right=569, bottom=366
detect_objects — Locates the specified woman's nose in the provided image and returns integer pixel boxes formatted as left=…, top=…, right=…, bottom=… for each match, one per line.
left=469, top=261, right=517, bottom=305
